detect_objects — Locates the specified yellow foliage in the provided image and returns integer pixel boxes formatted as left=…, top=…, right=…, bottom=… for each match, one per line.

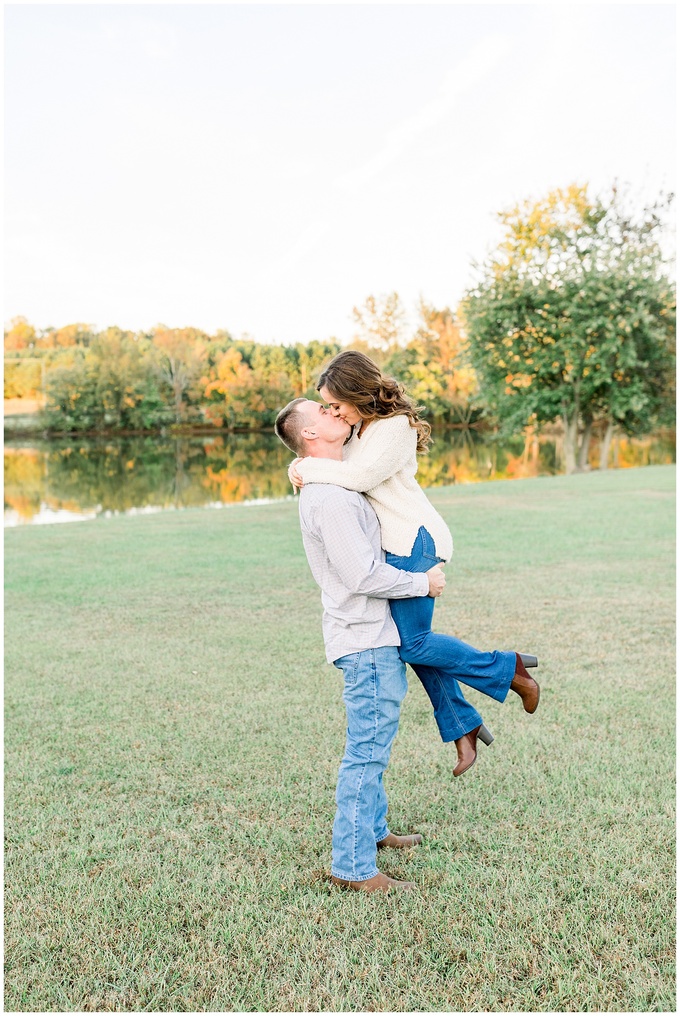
left=497, top=183, right=594, bottom=264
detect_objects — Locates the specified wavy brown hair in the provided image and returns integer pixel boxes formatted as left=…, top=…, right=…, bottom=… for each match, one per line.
left=316, top=350, right=431, bottom=453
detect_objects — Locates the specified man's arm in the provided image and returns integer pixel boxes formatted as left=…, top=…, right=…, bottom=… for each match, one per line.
left=315, top=497, right=444, bottom=600
left=295, top=415, right=414, bottom=492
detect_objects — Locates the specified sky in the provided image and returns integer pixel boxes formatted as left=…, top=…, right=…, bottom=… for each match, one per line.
left=4, top=2, right=677, bottom=346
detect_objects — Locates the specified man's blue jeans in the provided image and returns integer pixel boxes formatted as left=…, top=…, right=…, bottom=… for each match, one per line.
left=386, top=527, right=516, bottom=744
left=331, top=646, right=407, bottom=882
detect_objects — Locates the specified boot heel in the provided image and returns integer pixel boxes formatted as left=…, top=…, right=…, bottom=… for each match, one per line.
left=519, top=653, right=538, bottom=669
left=478, top=723, right=494, bottom=746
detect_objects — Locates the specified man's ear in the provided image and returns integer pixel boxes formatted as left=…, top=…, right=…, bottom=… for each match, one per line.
left=300, top=426, right=317, bottom=441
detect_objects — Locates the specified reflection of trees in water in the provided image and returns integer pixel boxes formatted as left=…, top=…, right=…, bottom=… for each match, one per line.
left=419, top=429, right=558, bottom=487
left=168, top=440, right=195, bottom=507
left=3, top=433, right=295, bottom=519
left=202, top=434, right=292, bottom=503
left=3, top=447, right=45, bottom=519
left=3, top=429, right=676, bottom=522
left=5, top=437, right=203, bottom=516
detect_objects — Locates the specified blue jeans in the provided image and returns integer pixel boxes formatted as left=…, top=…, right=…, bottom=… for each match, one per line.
left=387, top=527, right=516, bottom=743
left=331, top=646, right=407, bottom=882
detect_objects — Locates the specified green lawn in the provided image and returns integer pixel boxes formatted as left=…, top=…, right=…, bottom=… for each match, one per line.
left=4, top=465, right=676, bottom=1012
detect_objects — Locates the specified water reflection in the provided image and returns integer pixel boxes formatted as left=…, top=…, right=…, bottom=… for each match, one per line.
left=4, top=429, right=675, bottom=526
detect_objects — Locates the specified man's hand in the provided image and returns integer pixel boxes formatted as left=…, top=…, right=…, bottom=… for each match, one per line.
left=426, top=564, right=446, bottom=597
left=288, top=458, right=305, bottom=492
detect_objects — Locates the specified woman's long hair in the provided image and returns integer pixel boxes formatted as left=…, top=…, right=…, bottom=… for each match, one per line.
left=316, top=350, right=431, bottom=453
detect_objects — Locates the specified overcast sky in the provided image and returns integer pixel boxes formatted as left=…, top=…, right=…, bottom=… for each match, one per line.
left=4, top=2, right=676, bottom=345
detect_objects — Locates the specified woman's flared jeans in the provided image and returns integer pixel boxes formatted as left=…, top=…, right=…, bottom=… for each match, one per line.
left=386, top=527, right=516, bottom=743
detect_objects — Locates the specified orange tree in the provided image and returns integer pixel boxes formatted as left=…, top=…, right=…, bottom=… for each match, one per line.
left=151, top=327, right=209, bottom=425
left=462, top=184, right=676, bottom=472
left=384, top=300, right=480, bottom=427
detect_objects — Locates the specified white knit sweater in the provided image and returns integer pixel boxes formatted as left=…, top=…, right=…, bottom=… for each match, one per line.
left=296, top=414, right=454, bottom=562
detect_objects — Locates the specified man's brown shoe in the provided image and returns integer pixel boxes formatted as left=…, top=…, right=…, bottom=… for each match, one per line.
left=510, top=653, right=540, bottom=713
left=331, top=871, right=415, bottom=893
left=377, top=832, right=423, bottom=849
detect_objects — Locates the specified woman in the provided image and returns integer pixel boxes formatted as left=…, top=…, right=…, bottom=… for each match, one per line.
left=290, top=350, right=540, bottom=777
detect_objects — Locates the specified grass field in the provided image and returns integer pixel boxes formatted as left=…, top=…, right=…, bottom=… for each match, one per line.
left=4, top=465, right=676, bottom=1012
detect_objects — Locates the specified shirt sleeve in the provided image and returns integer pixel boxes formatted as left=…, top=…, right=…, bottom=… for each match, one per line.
left=296, top=415, right=415, bottom=492
left=315, top=495, right=429, bottom=600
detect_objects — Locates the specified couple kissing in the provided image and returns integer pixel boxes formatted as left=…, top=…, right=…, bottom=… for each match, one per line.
left=274, top=350, right=540, bottom=893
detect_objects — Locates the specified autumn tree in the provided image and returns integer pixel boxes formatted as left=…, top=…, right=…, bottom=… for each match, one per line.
left=350, top=292, right=408, bottom=365
left=3, top=360, right=44, bottom=400
left=3, top=318, right=45, bottom=399
left=37, top=323, right=95, bottom=349
left=384, top=300, right=480, bottom=426
left=463, top=184, right=676, bottom=472
left=151, top=327, right=209, bottom=424
left=204, top=348, right=256, bottom=429
left=4, top=317, right=37, bottom=352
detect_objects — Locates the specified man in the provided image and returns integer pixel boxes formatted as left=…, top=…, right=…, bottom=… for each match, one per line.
left=274, top=397, right=446, bottom=893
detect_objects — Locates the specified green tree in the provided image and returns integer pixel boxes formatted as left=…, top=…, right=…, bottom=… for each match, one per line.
left=288, top=340, right=341, bottom=396
left=463, top=184, right=676, bottom=472
left=44, top=329, right=171, bottom=433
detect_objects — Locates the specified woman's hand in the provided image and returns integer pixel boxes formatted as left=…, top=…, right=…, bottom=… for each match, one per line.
left=288, top=457, right=305, bottom=492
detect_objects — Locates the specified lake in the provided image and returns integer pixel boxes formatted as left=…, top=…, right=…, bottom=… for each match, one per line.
left=4, top=428, right=675, bottom=526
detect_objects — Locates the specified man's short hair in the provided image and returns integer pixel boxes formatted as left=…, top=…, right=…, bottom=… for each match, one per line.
left=274, top=398, right=309, bottom=455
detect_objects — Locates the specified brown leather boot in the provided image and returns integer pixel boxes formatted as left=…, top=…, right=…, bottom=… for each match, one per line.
left=377, top=832, right=423, bottom=849
left=510, top=653, right=540, bottom=713
left=330, top=871, right=415, bottom=892
left=453, top=724, right=482, bottom=777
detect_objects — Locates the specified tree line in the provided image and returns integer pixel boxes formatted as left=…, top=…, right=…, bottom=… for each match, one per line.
left=5, top=183, right=675, bottom=473
left=4, top=301, right=478, bottom=434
